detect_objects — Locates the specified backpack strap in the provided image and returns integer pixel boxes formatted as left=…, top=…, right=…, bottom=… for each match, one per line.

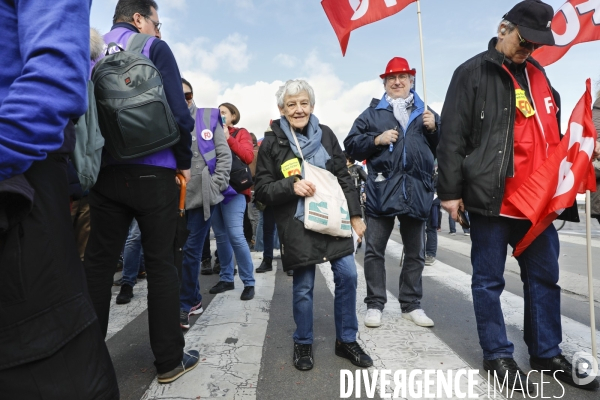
left=126, top=33, right=154, bottom=54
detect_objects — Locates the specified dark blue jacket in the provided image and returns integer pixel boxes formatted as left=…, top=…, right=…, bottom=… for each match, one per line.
left=0, top=0, right=91, bottom=181
left=344, top=91, right=440, bottom=220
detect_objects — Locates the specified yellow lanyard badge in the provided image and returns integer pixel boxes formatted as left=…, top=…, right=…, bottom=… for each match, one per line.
left=281, top=158, right=302, bottom=177
left=515, top=89, right=535, bottom=118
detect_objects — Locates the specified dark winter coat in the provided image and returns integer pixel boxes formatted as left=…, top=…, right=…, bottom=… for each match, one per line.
left=344, top=91, right=440, bottom=220
left=437, top=37, right=578, bottom=222
left=254, top=119, right=361, bottom=271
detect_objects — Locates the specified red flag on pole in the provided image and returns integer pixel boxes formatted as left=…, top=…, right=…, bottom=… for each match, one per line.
left=506, top=79, right=597, bottom=257
left=321, top=0, right=416, bottom=55
left=533, top=0, right=600, bottom=66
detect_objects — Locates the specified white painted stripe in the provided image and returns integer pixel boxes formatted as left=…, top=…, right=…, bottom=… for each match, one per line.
left=384, top=239, right=600, bottom=361
left=106, top=280, right=148, bottom=340
left=317, top=259, right=492, bottom=398
left=140, top=252, right=274, bottom=400
left=436, top=234, right=600, bottom=303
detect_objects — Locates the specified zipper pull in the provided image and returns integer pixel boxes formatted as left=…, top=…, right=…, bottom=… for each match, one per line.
left=481, top=110, right=485, bottom=119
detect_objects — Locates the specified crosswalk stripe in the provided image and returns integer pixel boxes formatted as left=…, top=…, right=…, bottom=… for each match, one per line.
left=436, top=234, right=600, bottom=304
left=106, top=280, right=148, bottom=340
left=384, top=239, right=600, bottom=361
left=317, top=257, right=492, bottom=398
left=140, top=252, right=274, bottom=400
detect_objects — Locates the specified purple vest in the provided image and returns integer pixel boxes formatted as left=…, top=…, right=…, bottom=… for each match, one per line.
left=99, top=27, right=177, bottom=170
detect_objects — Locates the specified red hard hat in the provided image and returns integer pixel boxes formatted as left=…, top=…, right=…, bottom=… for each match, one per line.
left=380, top=57, right=416, bottom=79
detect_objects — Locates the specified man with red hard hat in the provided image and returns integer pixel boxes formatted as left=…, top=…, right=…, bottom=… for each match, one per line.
left=437, top=0, right=600, bottom=392
left=344, top=57, right=439, bottom=329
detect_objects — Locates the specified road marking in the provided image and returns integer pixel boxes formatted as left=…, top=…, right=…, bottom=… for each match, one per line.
left=140, top=252, right=274, bottom=400
left=317, top=259, right=492, bottom=398
left=106, top=280, right=148, bottom=340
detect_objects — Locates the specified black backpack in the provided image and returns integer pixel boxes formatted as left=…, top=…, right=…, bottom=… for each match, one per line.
left=229, top=129, right=253, bottom=193
left=92, top=34, right=179, bottom=160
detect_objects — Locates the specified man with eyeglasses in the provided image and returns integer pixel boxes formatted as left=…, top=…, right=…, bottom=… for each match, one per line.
left=437, top=0, right=600, bottom=392
left=84, top=0, right=198, bottom=385
left=344, top=57, right=440, bottom=329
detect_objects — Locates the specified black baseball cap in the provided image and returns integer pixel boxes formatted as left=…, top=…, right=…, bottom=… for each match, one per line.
left=504, top=0, right=555, bottom=46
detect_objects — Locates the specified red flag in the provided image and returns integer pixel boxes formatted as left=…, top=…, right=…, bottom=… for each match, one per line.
left=507, top=79, right=597, bottom=257
left=533, top=0, right=600, bottom=66
left=321, top=0, right=415, bottom=55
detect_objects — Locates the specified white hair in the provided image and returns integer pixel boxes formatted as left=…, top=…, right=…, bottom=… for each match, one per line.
left=382, top=74, right=415, bottom=85
left=498, top=19, right=516, bottom=34
left=275, top=79, right=315, bottom=109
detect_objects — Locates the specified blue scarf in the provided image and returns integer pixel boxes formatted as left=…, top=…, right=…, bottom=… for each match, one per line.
left=279, top=114, right=331, bottom=222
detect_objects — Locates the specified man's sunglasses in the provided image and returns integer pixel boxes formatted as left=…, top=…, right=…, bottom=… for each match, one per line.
left=184, top=92, right=193, bottom=101
left=516, top=30, right=541, bottom=50
left=145, top=16, right=162, bottom=32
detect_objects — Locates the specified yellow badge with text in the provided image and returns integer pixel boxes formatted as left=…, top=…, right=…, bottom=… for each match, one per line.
left=515, top=89, right=535, bottom=118
left=281, top=158, right=302, bottom=177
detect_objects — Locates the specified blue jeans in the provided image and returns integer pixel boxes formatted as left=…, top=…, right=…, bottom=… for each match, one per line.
left=122, top=219, right=145, bottom=287
left=180, top=206, right=214, bottom=313
left=470, top=214, right=562, bottom=360
left=293, top=254, right=358, bottom=344
left=212, top=194, right=255, bottom=286
left=449, top=211, right=470, bottom=234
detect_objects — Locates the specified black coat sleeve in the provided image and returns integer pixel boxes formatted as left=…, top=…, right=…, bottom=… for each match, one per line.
left=344, top=109, right=384, bottom=162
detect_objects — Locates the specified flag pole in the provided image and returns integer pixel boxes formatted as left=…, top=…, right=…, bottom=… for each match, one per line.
left=416, top=0, right=428, bottom=110
left=585, top=190, right=598, bottom=374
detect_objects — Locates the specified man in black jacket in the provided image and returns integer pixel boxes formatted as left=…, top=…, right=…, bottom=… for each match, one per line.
left=437, top=0, right=599, bottom=392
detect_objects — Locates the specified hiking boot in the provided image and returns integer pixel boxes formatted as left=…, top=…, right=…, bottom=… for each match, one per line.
left=484, top=358, right=535, bottom=394
left=180, top=309, right=190, bottom=329
left=255, top=257, right=273, bottom=273
left=137, top=271, right=147, bottom=280
left=116, top=284, right=133, bottom=304
left=402, top=309, right=434, bottom=327
left=335, top=340, right=373, bottom=368
left=157, top=350, right=200, bottom=384
left=241, top=286, right=255, bottom=300
left=200, top=259, right=213, bottom=275
left=209, top=281, right=234, bottom=294
left=293, top=343, right=313, bottom=371
left=189, top=301, right=203, bottom=316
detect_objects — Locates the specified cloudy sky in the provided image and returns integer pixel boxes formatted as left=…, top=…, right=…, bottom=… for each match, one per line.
left=90, top=0, right=600, bottom=143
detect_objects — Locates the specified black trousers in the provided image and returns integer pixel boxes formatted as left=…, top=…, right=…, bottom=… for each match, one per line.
left=84, top=165, right=184, bottom=373
left=0, top=155, right=118, bottom=399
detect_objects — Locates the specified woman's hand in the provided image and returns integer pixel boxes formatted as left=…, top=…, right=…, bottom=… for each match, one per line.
left=351, top=216, right=366, bottom=238
left=224, top=126, right=230, bottom=140
left=294, top=179, right=316, bottom=197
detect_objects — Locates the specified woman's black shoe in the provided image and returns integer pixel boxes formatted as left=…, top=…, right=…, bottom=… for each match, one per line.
left=209, top=281, right=234, bottom=294
left=240, top=286, right=255, bottom=300
left=335, top=340, right=373, bottom=368
left=256, top=257, right=273, bottom=273
left=293, top=343, right=313, bottom=371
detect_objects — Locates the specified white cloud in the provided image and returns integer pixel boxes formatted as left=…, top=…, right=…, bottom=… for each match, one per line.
left=171, top=33, right=251, bottom=73
left=274, top=54, right=299, bottom=68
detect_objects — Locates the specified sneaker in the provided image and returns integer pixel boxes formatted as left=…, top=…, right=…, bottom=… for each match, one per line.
left=402, top=309, right=434, bottom=327
left=113, top=278, right=124, bottom=286
left=180, top=309, right=190, bottom=329
left=364, top=309, right=382, bottom=328
left=449, top=232, right=456, bottom=236
left=335, top=340, right=373, bottom=368
left=464, top=232, right=470, bottom=236
left=286, top=269, right=294, bottom=276
left=425, top=256, right=436, bottom=266
left=293, top=343, right=314, bottom=371
left=256, top=257, right=273, bottom=273
left=137, top=271, right=147, bottom=280
left=241, top=286, right=255, bottom=301
left=157, top=350, right=200, bottom=384
left=116, top=284, right=133, bottom=304
left=189, top=301, right=203, bottom=315
left=209, top=281, right=234, bottom=294
left=200, top=259, right=213, bottom=275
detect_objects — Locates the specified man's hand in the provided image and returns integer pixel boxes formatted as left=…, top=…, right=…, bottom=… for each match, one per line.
left=441, top=199, right=463, bottom=221
left=593, top=141, right=600, bottom=159
left=175, top=169, right=191, bottom=186
left=294, top=179, right=316, bottom=197
left=423, top=110, right=436, bottom=131
left=375, top=129, right=399, bottom=146
left=351, top=216, right=366, bottom=238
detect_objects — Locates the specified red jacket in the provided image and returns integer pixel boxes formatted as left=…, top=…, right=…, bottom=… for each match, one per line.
left=227, top=126, right=255, bottom=202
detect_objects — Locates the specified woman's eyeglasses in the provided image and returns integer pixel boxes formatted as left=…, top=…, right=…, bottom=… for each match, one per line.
left=516, top=30, right=541, bottom=50
left=184, top=92, right=193, bottom=101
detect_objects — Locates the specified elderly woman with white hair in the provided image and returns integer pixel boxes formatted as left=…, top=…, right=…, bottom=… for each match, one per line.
left=254, top=79, right=372, bottom=371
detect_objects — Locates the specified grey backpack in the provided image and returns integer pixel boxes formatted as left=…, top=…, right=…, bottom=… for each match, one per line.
left=92, top=34, right=179, bottom=160
left=71, top=80, right=104, bottom=191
